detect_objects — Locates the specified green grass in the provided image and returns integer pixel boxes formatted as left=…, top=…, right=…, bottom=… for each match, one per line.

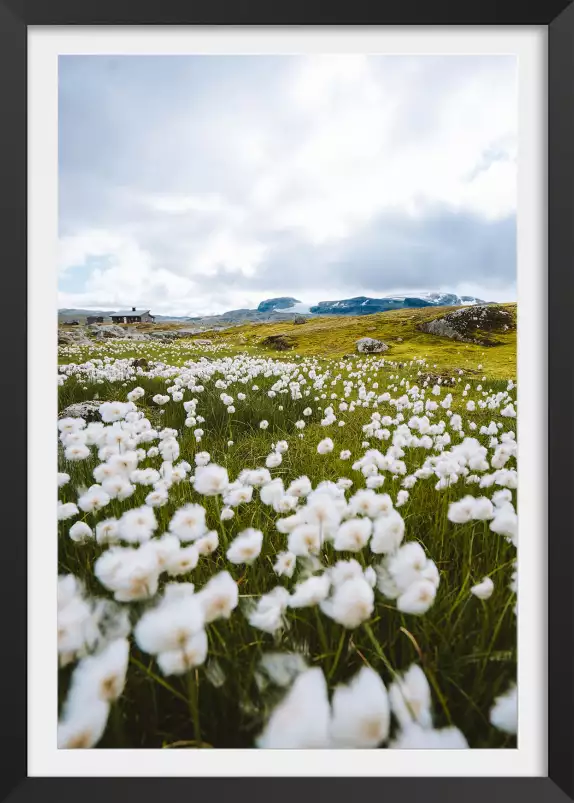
left=59, top=303, right=517, bottom=379
left=58, top=314, right=517, bottom=750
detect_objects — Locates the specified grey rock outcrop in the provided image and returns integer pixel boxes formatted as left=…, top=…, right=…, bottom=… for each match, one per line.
left=59, top=401, right=102, bottom=422
left=261, top=334, right=295, bottom=351
left=58, top=328, right=91, bottom=346
left=356, top=337, right=389, bottom=354
left=418, top=305, right=514, bottom=346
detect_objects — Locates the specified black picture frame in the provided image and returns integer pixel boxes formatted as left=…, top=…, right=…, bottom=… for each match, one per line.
left=1, top=1, right=572, bottom=801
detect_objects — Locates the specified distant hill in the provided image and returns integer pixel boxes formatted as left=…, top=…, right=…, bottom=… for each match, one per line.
left=182, top=292, right=490, bottom=327
left=58, top=292, right=492, bottom=327
left=310, top=292, right=486, bottom=316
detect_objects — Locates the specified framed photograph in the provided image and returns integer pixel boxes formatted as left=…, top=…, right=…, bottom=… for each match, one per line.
left=2, top=0, right=572, bottom=801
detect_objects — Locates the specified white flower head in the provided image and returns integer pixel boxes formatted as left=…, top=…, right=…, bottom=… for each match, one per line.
left=226, top=528, right=264, bottom=564
left=470, top=577, right=495, bottom=600
left=256, top=668, right=331, bottom=748
left=330, top=667, right=390, bottom=747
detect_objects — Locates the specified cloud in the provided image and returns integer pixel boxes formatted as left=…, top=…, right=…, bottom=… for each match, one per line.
left=58, top=54, right=517, bottom=314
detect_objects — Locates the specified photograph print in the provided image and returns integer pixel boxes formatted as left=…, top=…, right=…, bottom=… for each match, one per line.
left=57, top=54, right=518, bottom=750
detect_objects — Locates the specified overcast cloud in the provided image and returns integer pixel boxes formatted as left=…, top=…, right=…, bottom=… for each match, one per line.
left=58, top=54, right=517, bottom=315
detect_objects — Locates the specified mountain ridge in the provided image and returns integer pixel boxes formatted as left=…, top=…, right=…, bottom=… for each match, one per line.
left=59, top=292, right=492, bottom=326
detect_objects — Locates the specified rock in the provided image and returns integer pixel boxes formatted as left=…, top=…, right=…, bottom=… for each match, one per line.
left=89, top=324, right=149, bottom=340
left=146, top=331, right=176, bottom=340
left=417, top=305, right=515, bottom=346
left=133, top=358, right=149, bottom=368
left=356, top=337, right=389, bottom=354
left=293, top=316, right=307, bottom=325
left=194, top=339, right=213, bottom=345
left=58, top=328, right=91, bottom=346
left=59, top=401, right=101, bottom=422
left=88, top=324, right=125, bottom=338
left=261, top=334, right=296, bottom=351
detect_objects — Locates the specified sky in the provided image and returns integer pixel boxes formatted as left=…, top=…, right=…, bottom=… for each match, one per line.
left=58, top=54, right=517, bottom=316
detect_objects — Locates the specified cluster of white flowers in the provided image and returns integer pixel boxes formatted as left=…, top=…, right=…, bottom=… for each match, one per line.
left=257, top=661, right=468, bottom=749
left=57, top=345, right=517, bottom=749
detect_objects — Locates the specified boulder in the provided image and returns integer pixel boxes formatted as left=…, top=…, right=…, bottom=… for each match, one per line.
left=418, top=305, right=515, bottom=346
left=58, top=328, right=91, bottom=346
left=89, top=324, right=149, bottom=340
left=147, top=330, right=190, bottom=340
left=59, top=401, right=101, bottom=422
left=261, top=334, right=295, bottom=351
left=356, top=337, right=389, bottom=354
left=194, top=339, right=213, bottom=345
left=293, top=316, right=307, bottom=325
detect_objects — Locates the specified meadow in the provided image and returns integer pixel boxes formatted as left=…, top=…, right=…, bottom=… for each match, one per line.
left=57, top=307, right=518, bottom=750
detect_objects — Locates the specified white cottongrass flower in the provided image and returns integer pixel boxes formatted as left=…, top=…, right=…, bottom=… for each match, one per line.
left=165, top=544, right=200, bottom=576
left=193, top=464, right=229, bottom=496
left=317, top=438, right=334, bottom=454
left=287, top=476, right=312, bottom=498
left=396, top=579, right=437, bottom=615
left=99, top=401, right=130, bottom=422
left=168, top=503, right=207, bottom=542
left=273, top=551, right=297, bottom=578
left=247, top=587, right=290, bottom=634
left=195, top=530, right=219, bottom=556
left=224, top=484, right=253, bottom=507
left=370, top=510, right=405, bottom=554
left=288, top=524, right=321, bottom=557
left=330, top=667, right=390, bottom=747
left=64, top=637, right=130, bottom=707
left=333, top=518, right=372, bottom=552
left=102, top=476, right=135, bottom=501
left=470, top=577, right=494, bottom=600
left=58, top=501, right=79, bottom=520
left=396, top=490, right=409, bottom=507
left=134, top=590, right=206, bottom=675
left=489, top=684, right=517, bottom=734
left=256, top=667, right=331, bottom=748
left=63, top=441, right=91, bottom=461
left=389, top=664, right=433, bottom=729
left=195, top=571, right=239, bottom=622
left=78, top=485, right=111, bottom=513
left=266, top=452, right=282, bottom=469
left=226, top=528, right=264, bottom=564
left=69, top=521, right=93, bottom=543
left=117, top=505, right=157, bottom=544
left=95, top=545, right=161, bottom=602
left=489, top=502, right=518, bottom=545
left=58, top=697, right=111, bottom=749
left=289, top=574, right=331, bottom=608
left=320, top=575, right=374, bottom=628
left=95, top=519, right=120, bottom=546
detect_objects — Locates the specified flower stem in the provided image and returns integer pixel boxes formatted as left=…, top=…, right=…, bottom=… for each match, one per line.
left=328, top=629, right=347, bottom=680
left=187, top=669, right=202, bottom=744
